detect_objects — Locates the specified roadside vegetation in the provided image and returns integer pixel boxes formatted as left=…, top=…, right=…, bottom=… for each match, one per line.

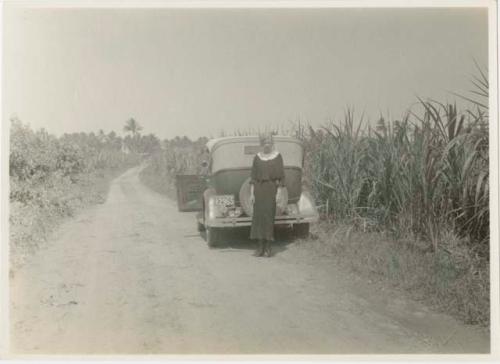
left=139, top=136, right=208, bottom=198
left=295, top=67, right=489, bottom=326
left=140, top=68, right=489, bottom=326
left=9, top=118, right=144, bottom=270
left=298, top=100, right=489, bottom=326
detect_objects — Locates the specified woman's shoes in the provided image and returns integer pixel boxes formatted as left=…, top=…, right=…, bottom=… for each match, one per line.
left=253, top=249, right=264, bottom=257
left=265, top=246, right=272, bottom=257
left=264, top=240, right=272, bottom=257
left=253, top=240, right=273, bottom=257
left=254, top=240, right=265, bottom=257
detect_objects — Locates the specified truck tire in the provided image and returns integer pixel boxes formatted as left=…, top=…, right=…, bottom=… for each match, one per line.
left=293, top=223, right=310, bottom=239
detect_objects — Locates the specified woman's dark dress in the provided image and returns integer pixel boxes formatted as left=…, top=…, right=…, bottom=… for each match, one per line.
left=250, top=153, right=285, bottom=241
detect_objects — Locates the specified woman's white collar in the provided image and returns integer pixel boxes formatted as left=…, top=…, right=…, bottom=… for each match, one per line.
left=257, top=150, right=279, bottom=161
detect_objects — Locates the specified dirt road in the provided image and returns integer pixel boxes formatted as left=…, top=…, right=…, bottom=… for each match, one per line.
left=9, top=167, right=489, bottom=355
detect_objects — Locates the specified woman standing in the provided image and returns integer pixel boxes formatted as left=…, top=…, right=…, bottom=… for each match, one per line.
left=249, top=133, right=285, bottom=257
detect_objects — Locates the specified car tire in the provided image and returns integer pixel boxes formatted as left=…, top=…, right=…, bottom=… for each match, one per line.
left=197, top=221, right=205, bottom=232
left=206, top=227, right=219, bottom=247
left=293, top=223, right=310, bottom=239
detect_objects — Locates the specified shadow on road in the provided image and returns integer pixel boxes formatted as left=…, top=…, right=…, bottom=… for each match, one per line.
left=200, top=226, right=296, bottom=256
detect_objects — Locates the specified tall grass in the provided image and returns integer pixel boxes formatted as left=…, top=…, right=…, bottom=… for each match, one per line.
left=300, top=97, right=488, bottom=256
left=294, top=72, right=489, bottom=324
left=139, top=137, right=209, bottom=197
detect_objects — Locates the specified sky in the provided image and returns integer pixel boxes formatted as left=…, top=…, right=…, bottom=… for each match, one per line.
left=3, top=6, right=489, bottom=140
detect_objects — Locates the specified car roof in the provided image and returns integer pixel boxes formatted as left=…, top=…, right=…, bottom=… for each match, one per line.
left=206, top=135, right=302, bottom=153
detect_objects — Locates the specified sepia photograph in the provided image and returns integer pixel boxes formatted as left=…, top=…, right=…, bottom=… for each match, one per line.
left=1, top=0, right=498, bottom=359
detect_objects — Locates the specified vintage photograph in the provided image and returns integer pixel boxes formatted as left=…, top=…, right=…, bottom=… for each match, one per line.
left=1, top=1, right=497, bottom=357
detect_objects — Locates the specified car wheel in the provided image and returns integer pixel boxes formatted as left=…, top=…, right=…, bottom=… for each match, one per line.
left=293, top=223, right=310, bottom=239
left=206, top=227, right=219, bottom=247
left=197, top=221, right=205, bottom=232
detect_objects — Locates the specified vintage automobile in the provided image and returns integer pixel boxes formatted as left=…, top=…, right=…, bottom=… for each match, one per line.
left=175, top=135, right=319, bottom=247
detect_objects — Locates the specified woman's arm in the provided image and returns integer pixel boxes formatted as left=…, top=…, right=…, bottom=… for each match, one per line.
left=275, top=153, right=285, bottom=187
left=250, top=156, right=257, bottom=204
left=250, top=183, right=255, bottom=205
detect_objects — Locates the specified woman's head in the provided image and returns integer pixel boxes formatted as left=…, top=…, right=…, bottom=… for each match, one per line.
left=259, top=132, right=274, bottom=154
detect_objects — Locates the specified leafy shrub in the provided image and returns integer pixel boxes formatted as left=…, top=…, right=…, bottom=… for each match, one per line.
left=9, top=118, right=142, bottom=268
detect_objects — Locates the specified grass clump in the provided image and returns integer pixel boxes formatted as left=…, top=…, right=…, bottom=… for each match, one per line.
left=298, top=98, right=489, bottom=255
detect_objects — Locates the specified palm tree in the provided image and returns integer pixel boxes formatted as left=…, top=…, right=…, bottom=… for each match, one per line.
left=97, top=129, right=107, bottom=143
left=123, top=118, right=143, bottom=137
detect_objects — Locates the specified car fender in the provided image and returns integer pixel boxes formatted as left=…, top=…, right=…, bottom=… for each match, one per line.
left=297, top=189, right=319, bottom=218
left=203, top=188, right=217, bottom=223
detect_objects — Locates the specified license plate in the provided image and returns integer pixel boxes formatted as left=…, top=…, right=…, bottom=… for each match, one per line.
left=215, top=195, right=235, bottom=207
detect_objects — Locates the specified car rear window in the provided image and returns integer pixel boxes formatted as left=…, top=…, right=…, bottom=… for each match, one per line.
left=244, top=145, right=261, bottom=155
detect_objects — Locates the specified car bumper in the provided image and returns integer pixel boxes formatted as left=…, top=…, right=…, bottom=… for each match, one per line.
left=202, top=214, right=319, bottom=228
